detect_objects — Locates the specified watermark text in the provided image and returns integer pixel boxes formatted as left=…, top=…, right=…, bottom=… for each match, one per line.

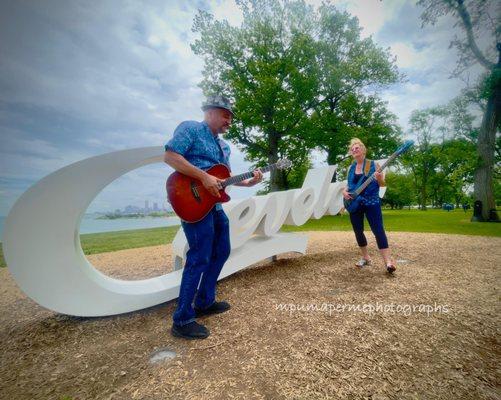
left=275, top=302, right=449, bottom=316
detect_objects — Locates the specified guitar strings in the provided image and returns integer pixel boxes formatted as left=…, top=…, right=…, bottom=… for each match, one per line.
left=187, top=164, right=290, bottom=191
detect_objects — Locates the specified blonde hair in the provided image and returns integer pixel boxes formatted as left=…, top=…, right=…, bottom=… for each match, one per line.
left=348, top=138, right=366, bottom=156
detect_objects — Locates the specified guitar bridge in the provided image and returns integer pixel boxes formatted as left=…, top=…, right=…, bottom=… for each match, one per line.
left=191, top=181, right=202, bottom=203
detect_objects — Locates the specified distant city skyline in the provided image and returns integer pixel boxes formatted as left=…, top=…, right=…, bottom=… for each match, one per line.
left=97, top=198, right=174, bottom=215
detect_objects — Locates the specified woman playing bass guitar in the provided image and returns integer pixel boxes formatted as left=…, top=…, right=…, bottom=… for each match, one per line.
left=342, top=138, right=396, bottom=274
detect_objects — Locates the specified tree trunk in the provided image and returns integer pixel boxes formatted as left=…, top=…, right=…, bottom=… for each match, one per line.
left=420, top=177, right=428, bottom=210
left=472, top=44, right=501, bottom=222
left=280, top=169, right=288, bottom=190
left=327, top=149, right=343, bottom=182
left=327, top=149, right=338, bottom=166
left=268, top=130, right=280, bottom=192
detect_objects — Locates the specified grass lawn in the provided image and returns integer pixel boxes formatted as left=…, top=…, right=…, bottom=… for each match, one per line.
left=281, top=208, right=501, bottom=237
left=79, top=226, right=180, bottom=255
left=0, top=209, right=499, bottom=268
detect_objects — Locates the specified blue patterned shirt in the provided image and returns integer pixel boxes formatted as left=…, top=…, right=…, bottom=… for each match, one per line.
left=164, top=120, right=231, bottom=170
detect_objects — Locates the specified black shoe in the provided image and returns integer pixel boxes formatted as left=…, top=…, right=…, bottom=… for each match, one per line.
left=171, top=321, right=210, bottom=340
left=194, top=301, right=231, bottom=317
left=386, top=264, right=396, bottom=274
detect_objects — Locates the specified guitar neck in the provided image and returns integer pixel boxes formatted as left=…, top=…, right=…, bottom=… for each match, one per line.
left=354, top=153, right=398, bottom=195
left=222, top=163, right=276, bottom=187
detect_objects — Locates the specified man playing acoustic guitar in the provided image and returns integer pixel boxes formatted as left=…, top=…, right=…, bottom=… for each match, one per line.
left=164, top=95, right=263, bottom=340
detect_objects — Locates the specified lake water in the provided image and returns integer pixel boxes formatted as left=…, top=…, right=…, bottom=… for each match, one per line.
left=0, top=215, right=181, bottom=241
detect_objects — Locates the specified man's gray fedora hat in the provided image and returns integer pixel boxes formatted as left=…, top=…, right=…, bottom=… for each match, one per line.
left=201, top=94, right=234, bottom=115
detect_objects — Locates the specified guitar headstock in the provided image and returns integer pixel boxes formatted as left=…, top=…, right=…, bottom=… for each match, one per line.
left=276, top=158, right=292, bottom=170
left=396, top=140, right=414, bottom=155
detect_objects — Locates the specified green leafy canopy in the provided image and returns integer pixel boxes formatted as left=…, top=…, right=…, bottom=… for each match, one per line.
left=191, top=0, right=401, bottom=190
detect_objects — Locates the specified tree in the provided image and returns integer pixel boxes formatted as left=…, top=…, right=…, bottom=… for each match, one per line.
left=192, top=0, right=320, bottom=191
left=305, top=3, right=401, bottom=168
left=383, top=172, right=415, bottom=209
left=403, top=107, right=447, bottom=209
left=308, top=94, right=401, bottom=169
left=404, top=96, right=478, bottom=209
left=418, top=0, right=500, bottom=221
left=428, top=139, right=476, bottom=207
left=191, top=0, right=400, bottom=191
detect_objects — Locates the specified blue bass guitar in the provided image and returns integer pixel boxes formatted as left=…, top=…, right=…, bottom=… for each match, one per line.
left=343, top=140, right=414, bottom=213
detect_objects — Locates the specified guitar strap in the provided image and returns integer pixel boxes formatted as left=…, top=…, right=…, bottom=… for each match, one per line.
left=352, top=159, right=371, bottom=193
left=364, top=159, right=372, bottom=176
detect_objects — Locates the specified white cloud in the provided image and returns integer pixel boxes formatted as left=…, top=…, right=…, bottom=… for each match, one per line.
left=390, top=42, right=422, bottom=69
left=381, top=78, right=462, bottom=136
left=212, top=0, right=244, bottom=25
left=334, top=0, right=404, bottom=38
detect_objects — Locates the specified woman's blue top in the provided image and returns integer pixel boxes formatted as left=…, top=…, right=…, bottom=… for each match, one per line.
left=347, top=159, right=381, bottom=205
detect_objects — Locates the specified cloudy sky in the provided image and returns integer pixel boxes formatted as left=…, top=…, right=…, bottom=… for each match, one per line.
left=0, top=0, right=492, bottom=216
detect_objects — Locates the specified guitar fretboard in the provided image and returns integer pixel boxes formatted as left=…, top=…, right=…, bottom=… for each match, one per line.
left=222, top=163, right=276, bottom=188
left=354, top=153, right=398, bottom=196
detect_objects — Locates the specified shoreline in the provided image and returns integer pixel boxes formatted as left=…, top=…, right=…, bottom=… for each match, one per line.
left=0, top=215, right=181, bottom=239
left=1, top=209, right=499, bottom=268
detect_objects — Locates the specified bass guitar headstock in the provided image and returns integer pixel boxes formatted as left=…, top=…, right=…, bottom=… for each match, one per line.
left=276, top=158, right=292, bottom=170
left=396, top=140, right=414, bottom=156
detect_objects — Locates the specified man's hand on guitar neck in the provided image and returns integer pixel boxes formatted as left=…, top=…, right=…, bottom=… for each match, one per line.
left=248, top=169, right=264, bottom=186
left=234, top=169, right=263, bottom=187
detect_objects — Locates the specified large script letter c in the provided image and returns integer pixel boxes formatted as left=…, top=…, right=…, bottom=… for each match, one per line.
left=3, top=146, right=177, bottom=316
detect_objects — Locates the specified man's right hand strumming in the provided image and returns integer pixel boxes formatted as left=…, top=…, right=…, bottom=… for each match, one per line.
left=165, top=150, right=223, bottom=198
left=201, top=173, right=223, bottom=197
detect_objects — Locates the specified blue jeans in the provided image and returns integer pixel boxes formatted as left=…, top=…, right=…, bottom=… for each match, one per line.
left=173, top=208, right=231, bottom=326
left=349, top=202, right=389, bottom=250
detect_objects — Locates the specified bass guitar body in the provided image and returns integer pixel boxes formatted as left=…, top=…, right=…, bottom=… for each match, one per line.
left=166, top=164, right=231, bottom=223
left=343, top=194, right=363, bottom=214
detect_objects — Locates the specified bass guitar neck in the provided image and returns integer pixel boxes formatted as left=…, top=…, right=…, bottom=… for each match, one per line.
left=344, top=140, right=414, bottom=213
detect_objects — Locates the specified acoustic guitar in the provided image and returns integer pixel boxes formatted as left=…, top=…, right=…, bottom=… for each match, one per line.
left=166, top=159, right=291, bottom=223
left=344, top=140, right=414, bottom=213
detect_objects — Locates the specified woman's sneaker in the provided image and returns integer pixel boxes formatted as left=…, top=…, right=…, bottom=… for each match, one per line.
left=386, top=263, right=396, bottom=274
left=355, top=258, right=371, bottom=268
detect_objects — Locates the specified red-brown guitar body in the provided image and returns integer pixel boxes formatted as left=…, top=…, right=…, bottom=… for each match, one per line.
left=166, top=164, right=232, bottom=223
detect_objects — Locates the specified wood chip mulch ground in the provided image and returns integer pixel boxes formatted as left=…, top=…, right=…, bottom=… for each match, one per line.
left=1, top=231, right=500, bottom=400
